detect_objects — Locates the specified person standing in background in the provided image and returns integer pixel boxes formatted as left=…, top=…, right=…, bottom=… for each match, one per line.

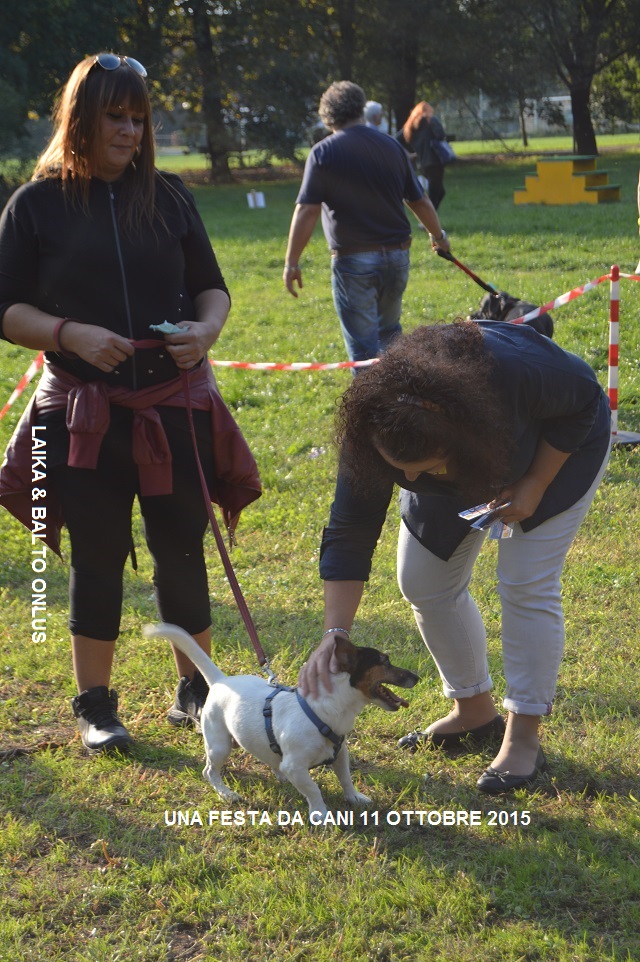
left=396, top=102, right=448, bottom=210
left=364, top=100, right=384, bottom=129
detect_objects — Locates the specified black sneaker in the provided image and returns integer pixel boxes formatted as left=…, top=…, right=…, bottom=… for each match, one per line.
left=167, top=669, right=209, bottom=731
left=71, top=686, right=133, bottom=754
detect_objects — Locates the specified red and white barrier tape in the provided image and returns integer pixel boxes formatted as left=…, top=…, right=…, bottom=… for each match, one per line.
left=209, top=358, right=377, bottom=371
left=503, top=273, right=611, bottom=325
left=0, top=352, right=44, bottom=422
left=1, top=270, right=639, bottom=424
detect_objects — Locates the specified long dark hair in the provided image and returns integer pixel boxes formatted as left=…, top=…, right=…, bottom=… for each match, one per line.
left=337, top=322, right=514, bottom=501
left=33, top=55, right=156, bottom=232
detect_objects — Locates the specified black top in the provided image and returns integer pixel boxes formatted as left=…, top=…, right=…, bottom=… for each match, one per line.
left=320, top=322, right=611, bottom=577
left=0, top=171, right=229, bottom=390
left=296, top=124, right=424, bottom=251
left=396, top=115, right=446, bottom=170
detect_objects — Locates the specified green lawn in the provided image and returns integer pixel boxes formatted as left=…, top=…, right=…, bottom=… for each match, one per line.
left=1, top=152, right=639, bottom=961
left=155, top=130, right=640, bottom=174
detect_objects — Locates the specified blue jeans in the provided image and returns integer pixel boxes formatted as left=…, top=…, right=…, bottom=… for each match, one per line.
left=330, top=249, right=410, bottom=363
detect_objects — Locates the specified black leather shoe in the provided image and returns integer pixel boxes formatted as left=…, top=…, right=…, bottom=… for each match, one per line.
left=72, top=686, right=132, bottom=754
left=398, top=715, right=506, bottom=753
left=167, top=669, right=209, bottom=731
left=476, top=747, right=548, bottom=794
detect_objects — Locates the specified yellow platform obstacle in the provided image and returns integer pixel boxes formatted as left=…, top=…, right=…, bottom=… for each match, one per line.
left=514, top=155, right=620, bottom=205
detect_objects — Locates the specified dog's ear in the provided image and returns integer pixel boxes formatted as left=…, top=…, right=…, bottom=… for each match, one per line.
left=330, top=634, right=358, bottom=674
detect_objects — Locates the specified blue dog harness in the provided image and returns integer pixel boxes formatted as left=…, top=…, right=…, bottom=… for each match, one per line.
left=263, top=685, right=344, bottom=766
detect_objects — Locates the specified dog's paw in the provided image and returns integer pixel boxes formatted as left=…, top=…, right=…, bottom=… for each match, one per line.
left=344, top=791, right=371, bottom=806
left=203, top=767, right=242, bottom=802
left=222, top=790, right=242, bottom=802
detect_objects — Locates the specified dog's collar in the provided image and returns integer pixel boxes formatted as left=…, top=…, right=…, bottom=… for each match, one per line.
left=262, top=686, right=344, bottom=766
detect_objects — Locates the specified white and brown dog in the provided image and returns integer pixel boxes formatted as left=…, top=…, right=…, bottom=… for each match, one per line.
left=145, top=623, right=419, bottom=817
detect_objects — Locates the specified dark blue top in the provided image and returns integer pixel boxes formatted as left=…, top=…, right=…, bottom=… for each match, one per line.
left=296, top=125, right=424, bottom=251
left=396, top=115, right=446, bottom=170
left=320, top=322, right=611, bottom=576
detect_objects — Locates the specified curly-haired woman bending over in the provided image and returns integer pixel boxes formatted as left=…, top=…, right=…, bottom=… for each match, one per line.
left=299, top=321, right=610, bottom=793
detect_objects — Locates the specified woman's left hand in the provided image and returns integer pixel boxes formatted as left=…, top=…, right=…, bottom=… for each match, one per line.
left=164, top=322, right=212, bottom=370
left=164, top=289, right=230, bottom=369
left=491, top=440, right=571, bottom=524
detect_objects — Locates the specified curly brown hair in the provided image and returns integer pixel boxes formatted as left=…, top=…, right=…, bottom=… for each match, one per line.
left=336, top=322, right=514, bottom=501
left=318, top=81, right=366, bottom=130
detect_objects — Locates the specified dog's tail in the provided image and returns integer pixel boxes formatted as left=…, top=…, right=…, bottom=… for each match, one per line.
left=143, top=623, right=226, bottom=687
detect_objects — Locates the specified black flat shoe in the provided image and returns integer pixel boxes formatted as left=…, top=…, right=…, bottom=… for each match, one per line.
left=476, top=747, right=548, bottom=794
left=397, top=715, right=506, bottom=753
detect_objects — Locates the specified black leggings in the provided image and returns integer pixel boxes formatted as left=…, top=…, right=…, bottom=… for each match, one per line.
left=49, top=406, right=214, bottom=640
left=424, top=164, right=445, bottom=210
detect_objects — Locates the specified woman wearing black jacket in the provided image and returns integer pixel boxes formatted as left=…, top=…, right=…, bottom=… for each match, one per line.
left=396, top=101, right=447, bottom=210
left=0, top=55, right=260, bottom=753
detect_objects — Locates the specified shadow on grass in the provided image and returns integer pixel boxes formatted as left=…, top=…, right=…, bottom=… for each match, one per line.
left=2, top=740, right=639, bottom=959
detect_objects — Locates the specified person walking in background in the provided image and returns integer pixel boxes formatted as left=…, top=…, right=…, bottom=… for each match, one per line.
left=396, top=101, right=448, bottom=210
left=299, top=321, right=611, bottom=794
left=0, top=54, right=261, bottom=754
left=283, top=81, right=449, bottom=364
left=364, top=100, right=384, bottom=129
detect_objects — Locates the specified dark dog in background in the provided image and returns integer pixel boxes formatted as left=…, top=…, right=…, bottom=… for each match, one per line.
left=470, top=291, right=554, bottom=339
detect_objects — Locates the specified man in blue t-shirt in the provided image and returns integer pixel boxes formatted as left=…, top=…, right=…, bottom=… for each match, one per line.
left=283, top=81, right=450, bottom=363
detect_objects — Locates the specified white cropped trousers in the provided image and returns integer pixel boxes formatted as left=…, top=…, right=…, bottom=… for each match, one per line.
left=397, top=451, right=609, bottom=716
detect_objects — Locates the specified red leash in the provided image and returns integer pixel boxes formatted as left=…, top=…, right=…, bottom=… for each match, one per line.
left=180, top=368, right=270, bottom=672
left=133, top=338, right=270, bottom=673
left=436, top=248, right=499, bottom=295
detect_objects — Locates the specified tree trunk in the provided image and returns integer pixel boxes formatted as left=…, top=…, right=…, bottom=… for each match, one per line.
left=130, top=0, right=173, bottom=69
left=518, top=96, right=529, bottom=148
left=390, top=53, right=419, bottom=133
left=569, top=83, right=598, bottom=155
left=393, top=90, right=417, bottom=133
left=332, top=0, right=357, bottom=79
left=190, top=0, right=232, bottom=183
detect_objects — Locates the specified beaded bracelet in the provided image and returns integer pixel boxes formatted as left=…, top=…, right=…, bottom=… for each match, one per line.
left=322, top=627, right=350, bottom=640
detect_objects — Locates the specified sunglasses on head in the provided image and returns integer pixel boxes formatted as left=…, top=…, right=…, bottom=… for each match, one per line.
left=94, top=53, right=147, bottom=79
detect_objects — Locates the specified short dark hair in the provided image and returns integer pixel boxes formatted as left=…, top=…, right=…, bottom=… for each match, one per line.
left=318, top=82, right=366, bottom=130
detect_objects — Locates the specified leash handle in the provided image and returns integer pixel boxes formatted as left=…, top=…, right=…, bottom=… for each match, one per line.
left=181, top=369, right=268, bottom=668
left=436, top=248, right=498, bottom=295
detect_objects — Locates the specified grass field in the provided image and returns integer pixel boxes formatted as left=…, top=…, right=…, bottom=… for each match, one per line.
left=1, top=149, right=639, bottom=961
left=155, top=131, right=640, bottom=174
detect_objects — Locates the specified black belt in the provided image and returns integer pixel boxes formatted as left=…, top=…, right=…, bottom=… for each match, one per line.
left=331, top=238, right=412, bottom=258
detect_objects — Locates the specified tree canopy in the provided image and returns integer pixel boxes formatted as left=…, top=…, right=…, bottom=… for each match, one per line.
left=2, top=0, right=640, bottom=178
